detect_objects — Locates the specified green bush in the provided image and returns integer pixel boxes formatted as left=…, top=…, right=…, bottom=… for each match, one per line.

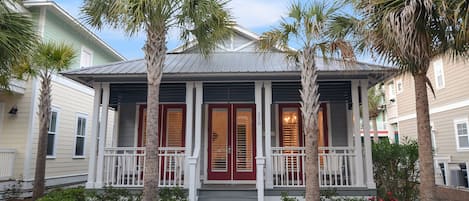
left=37, top=187, right=87, bottom=201
left=372, top=137, right=419, bottom=201
left=37, top=187, right=186, bottom=201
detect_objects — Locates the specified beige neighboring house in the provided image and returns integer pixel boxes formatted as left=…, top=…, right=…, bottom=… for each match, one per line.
left=383, top=56, right=469, bottom=187
left=0, top=1, right=124, bottom=197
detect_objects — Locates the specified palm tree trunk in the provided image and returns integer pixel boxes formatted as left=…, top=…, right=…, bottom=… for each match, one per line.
left=414, top=72, right=435, bottom=201
left=32, top=72, right=52, bottom=200
left=301, top=48, right=320, bottom=201
left=142, top=26, right=166, bottom=201
left=372, top=118, right=379, bottom=143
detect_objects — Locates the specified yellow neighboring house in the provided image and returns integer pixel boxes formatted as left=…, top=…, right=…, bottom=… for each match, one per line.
left=0, top=1, right=124, bottom=197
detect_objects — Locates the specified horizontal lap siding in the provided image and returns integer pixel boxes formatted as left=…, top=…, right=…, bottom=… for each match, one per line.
left=0, top=80, right=35, bottom=179
left=399, top=107, right=469, bottom=163
left=29, top=79, right=95, bottom=178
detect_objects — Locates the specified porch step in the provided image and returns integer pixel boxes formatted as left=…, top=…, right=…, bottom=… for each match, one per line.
left=198, top=185, right=257, bottom=201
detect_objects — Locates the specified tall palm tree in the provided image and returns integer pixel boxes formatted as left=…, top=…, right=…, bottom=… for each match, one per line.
left=19, top=42, right=76, bottom=200
left=0, top=0, right=37, bottom=89
left=343, top=1, right=469, bottom=200
left=368, top=85, right=384, bottom=143
left=259, top=1, right=355, bottom=200
left=81, top=1, right=232, bottom=200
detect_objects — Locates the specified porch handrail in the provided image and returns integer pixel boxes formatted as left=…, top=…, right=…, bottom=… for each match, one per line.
left=0, top=148, right=16, bottom=180
left=271, top=146, right=357, bottom=187
left=102, top=147, right=185, bottom=187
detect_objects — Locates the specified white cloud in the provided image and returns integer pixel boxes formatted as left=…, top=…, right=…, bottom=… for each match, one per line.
left=228, top=0, right=288, bottom=28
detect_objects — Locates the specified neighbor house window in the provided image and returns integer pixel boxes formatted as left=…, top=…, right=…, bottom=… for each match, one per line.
left=80, top=47, right=93, bottom=68
left=433, top=59, right=445, bottom=89
left=430, top=122, right=437, bottom=151
left=454, top=119, right=469, bottom=150
left=47, top=110, right=59, bottom=157
left=388, top=82, right=396, bottom=102
left=396, top=79, right=403, bottom=94
left=74, top=114, right=87, bottom=157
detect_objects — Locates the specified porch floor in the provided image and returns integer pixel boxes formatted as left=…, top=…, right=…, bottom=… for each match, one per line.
left=200, top=184, right=256, bottom=190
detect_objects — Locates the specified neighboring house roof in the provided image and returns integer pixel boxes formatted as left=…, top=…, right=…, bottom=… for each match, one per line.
left=62, top=52, right=395, bottom=86
left=22, top=0, right=126, bottom=61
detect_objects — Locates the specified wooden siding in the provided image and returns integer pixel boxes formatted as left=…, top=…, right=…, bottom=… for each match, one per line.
left=0, top=80, right=35, bottom=179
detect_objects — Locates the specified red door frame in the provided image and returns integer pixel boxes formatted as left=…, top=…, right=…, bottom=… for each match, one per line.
left=207, top=104, right=232, bottom=180
left=137, top=104, right=186, bottom=147
left=232, top=104, right=256, bottom=180
left=207, top=104, right=257, bottom=181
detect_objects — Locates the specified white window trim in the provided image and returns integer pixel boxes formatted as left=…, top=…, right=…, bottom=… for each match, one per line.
left=73, top=113, right=88, bottom=159
left=430, top=122, right=437, bottom=152
left=80, top=46, right=94, bottom=68
left=388, top=82, right=396, bottom=104
left=454, top=118, right=469, bottom=151
left=396, top=79, right=403, bottom=94
left=433, top=58, right=445, bottom=90
left=46, top=107, right=60, bottom=159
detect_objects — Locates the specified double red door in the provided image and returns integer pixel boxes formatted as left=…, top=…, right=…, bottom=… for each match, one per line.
left=207, top=104, right=256, bottom=180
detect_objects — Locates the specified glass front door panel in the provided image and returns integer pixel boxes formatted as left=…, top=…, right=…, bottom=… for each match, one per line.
left=210, top=108, right=229, bottom=172
left=235, top=108, right=253, bottom=172
left=281, top=107, right=300, bottom=147
left=165, top=108, right=184, bottom=147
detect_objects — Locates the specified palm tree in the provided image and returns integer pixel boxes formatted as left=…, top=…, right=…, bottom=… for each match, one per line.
left=0, top=0, right=37, bottom=89
left=81, top=1, right=232, bottom=200
left=344, top=1, right=469, bottom=200
left=20, top=42, right=75, bottom=200
left=368, top=85, right=384, bottom=143
left=258, top=1, right=355, bottom=200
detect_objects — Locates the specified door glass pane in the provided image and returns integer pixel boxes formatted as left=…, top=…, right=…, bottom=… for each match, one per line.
left=166, top=108, right=184, bottom=147
left=211, top=108, right=228, bottom=172
left=282, top=108, right=300, bottom=147
left=236, top=108, right=253, bottom=172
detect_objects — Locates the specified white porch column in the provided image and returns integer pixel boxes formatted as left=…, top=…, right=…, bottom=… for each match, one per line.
left=351, top=80, right=364, bottom=187
left=95, top=83, right=110, bottom=188
left=86, top=83, right=102, bottom=189
left=184, top=82, right=194, bottom=188
left=264, top=81, right=273, bottom=189
left=255, top=81, right=265, bottom=201
left=360, top=80, right=376, bottom=188
left=189, top=82, right=203, bottom=201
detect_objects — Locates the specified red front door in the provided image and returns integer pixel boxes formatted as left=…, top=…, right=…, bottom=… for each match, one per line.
left=207, top=104, right=256, bottom=180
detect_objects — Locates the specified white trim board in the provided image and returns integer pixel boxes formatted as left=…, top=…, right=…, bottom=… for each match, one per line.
left=398, top=99, right=469, bottom=122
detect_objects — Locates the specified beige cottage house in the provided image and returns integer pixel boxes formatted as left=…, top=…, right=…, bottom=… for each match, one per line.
left=63, top=26, right=395, bottom=201
left=383, top=56, right=469, bottom=187
left=0, top=1, right=124, bottom=197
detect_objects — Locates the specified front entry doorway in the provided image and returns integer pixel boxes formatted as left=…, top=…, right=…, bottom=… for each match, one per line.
left=207, top=104, right=256, bottom=181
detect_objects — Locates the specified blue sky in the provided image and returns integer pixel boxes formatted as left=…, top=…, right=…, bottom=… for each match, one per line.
left=54, top=0, right=291, bottom=60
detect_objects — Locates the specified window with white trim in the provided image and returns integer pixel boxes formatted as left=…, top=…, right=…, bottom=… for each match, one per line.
left=74, top=115, right=87, bottom=157
left=430, top=122, right=437, bottom=151
left=433, top=59, right=445, bottom=89
left=396, top=79, right=403, bottom=94
left=388, top=82, right=396, bottom=102
left=454, top=119, right=469, bottom=150
left=47, top=110, right=58, bottom=157
left=80, top=47, right=93, bottom=68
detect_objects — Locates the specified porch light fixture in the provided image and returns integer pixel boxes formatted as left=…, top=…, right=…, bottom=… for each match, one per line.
left=8, top=105, right=18, bottom=115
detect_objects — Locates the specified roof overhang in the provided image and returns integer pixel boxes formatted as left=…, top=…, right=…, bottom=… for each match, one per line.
left=23, top=0, right=126, bottom=61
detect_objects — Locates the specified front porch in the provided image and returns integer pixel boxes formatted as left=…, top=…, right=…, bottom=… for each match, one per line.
left=85, top=79, right=376, bottom=200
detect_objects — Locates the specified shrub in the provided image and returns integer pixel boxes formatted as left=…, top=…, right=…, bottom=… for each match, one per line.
left=372, top=137, right=419, bottom=201
left=37, top=187, right=187, bottom=201
left=37, top=187, right=87, bottom=201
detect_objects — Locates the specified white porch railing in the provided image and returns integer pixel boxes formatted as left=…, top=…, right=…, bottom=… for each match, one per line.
left=103, top=147, right=185, bottom=187
left=271, top=147, right=356, bottom=187
left=0, top=148, right=16, bottom=180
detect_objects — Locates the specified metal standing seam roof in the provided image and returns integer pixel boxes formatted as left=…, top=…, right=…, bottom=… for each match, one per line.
left=63, top=52, right=393, bottom=76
